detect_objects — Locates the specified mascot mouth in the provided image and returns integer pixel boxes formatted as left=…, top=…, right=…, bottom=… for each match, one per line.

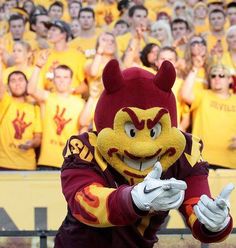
left=117, top=149, right=162, bottom=171
left=122, top=155, right=160, bottom=171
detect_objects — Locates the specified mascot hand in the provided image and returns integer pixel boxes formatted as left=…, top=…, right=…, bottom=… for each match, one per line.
left=194, top=183, right=234, bottom=232
left=131, top=162, right=187, bottom=211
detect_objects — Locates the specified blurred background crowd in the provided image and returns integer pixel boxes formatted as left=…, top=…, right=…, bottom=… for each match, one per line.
left=0, top=0, right=236, bottom=171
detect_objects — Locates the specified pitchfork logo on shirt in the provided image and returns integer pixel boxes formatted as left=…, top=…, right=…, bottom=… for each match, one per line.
left=12, top=110, right=32, bottom=139
left=53, top=105, right=72, bottom=135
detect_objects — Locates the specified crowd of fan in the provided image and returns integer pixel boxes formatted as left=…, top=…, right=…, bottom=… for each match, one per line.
left=0, top=0, right=236, bottom=171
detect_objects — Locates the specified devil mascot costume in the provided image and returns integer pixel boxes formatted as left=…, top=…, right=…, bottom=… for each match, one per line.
left=55, top=60, right=234, bottom=248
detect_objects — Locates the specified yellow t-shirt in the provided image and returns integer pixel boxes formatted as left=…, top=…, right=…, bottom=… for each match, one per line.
left=68, top=34, right=99, bottom=60
left=205, top=32, right=228, bottom=54
left=0, top=93, right=42, bottom=170
left=36, top=47, right=86, bottom=91
left=94, top=2, right=120, bottom=27
left=191, top=90, right=236, bottom=168
left=220, top=51, right=236, bottom=76
left=38, top=93, right=85, bottom=168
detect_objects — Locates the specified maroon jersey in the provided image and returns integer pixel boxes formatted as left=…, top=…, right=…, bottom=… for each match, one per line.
left=54, top=132, right=233, bottom=248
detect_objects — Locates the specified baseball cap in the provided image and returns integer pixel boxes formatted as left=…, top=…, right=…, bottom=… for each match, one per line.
left=44, top=20, right=71, bottom=39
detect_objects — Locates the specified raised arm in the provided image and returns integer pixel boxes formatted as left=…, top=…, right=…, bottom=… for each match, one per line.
left=27, top=50, right=50, bottom=103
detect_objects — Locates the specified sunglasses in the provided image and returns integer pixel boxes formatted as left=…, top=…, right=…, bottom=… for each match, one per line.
left=210, top=74, right=225, bottom=78
left=176, top=6, right=186, bottom=10
left=190, top=40, right=206, bottom=46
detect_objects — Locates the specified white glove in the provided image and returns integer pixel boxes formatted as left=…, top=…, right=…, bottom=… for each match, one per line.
left=131, top=162, right=187, bottom=211
left=194, top=183, right=234, bottom=232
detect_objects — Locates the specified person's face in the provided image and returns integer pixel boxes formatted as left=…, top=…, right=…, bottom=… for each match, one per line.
left=209, top=68, right=230, bottom=93
left=151, top=26, right=167, bottom=43
left=147, top=45, right=159, bottom=64
left=35, top=15, right=50, bottom=38
left=79, top=11, right=94, bottom=30
left=174, top=4, right=186, bottom=17
left=8, top=73, right=27, bottom=97
left=156, top=50, right=177, bottom=68
left=194, top=6, right=208, bottom=19
left=227, top=7, right=236, bottom=25
left=69, top=2, right=81, bottom=19
left=12, top=43, right=29, bottom=64
left=10, top=19, right=25, bottom=40
left=190, top=37, right=207, bottom=56
left=54, top=68, right=72, bottom=93
left=48, top=5, right=63, bottom=21
left=227, top=29, right=236, bottom=51
left=47, top=26, right=66, bottom=43
left=114, top=23, right=128, bottom=36
left=209, top=12, right=225, bottom=31
left=23, top=1, right=34, bottom=14
left=131, top=9, right=147, bottom=29
left=172, top=22, right=188, bottom=40
left=100, top=33, right=116, bottom=55
left=70, top=19, right=81, bottom=37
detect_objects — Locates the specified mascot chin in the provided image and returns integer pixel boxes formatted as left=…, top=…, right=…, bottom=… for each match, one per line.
left=55, top=60, right=234, bottom=248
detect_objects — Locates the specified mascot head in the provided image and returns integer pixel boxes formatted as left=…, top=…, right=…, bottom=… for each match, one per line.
left=94, top=60, right=185, bottom=184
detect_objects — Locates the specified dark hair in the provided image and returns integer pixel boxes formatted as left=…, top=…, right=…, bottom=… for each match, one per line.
left=78, top=7, right=95, bottom=19
left=54, top=64, right=73, bottom=78
left=49, top=1, right=64, bottom=11
left=128, top=5, right=148, bottom=18
left=29, top=6, right=48, bottom=26
left=227, top=2, right=236, bottom=9
left=209, top=8, right=226, bottom=18
left=9, top=14, right=25, bottom=25
left=8, top=71, right=28, bottom=85
left=140, top=43, right=159, bottom=67
left=115, top=19, right=129, bottom=28
left=171, top=18, right=190, bottom=31
left=69, top=0, right=82, bottom=9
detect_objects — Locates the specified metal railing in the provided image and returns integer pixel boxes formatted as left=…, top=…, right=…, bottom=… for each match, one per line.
left=0, top=228, right=235, bottom=248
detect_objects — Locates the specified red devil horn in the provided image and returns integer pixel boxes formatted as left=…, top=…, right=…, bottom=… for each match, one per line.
left=102, top=59, right=124, bottom=93
left=154, top=60, right=176, bottom=92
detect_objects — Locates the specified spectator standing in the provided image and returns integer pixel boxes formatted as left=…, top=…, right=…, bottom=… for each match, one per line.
left=0, top=63, right=42, bottom=170
left=28, top=51, right=85, bottom=169
left=181, top=63, right=236, bottom=169
left=36, top=19, right=87, bottom=95
left=68, top=7, right=100, bottom=60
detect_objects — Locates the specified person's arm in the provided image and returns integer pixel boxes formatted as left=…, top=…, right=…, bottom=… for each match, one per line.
left=18, top=132, right=42, bottom=151
left=79, top=83, right=101, bottom=132
left=180, top=67, right=198, bottom=105
left=0, top=48, right=6, bottom=100
left=27, top=50, right=50, bottom=103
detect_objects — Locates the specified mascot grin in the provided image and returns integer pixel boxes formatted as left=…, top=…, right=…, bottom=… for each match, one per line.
left=94, top=60, right=186, bottom=184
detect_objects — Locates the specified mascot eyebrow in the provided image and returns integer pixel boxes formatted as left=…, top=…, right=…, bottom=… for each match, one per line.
left=122, top=108, right=145, bottom=130
left=147, top=109, right=168, bottom=129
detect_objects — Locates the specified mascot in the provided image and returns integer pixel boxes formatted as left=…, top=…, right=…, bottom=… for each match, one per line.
left=55, top=60, right=234, bottom=248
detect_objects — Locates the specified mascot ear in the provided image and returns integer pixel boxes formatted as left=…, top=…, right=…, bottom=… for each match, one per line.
left=102, top=59, right=124, bottom=93
left=154, top=60, right=176, bottom=92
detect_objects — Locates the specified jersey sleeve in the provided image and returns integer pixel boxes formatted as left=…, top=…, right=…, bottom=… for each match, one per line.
left=61, top=133, right=143, bottom=228
left=178, top=133, right=233, bottom=243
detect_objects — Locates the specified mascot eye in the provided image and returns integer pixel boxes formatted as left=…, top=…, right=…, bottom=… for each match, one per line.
left=150, top=123, right=162, bottom=139
left=124, top=122, right=137, bottom=138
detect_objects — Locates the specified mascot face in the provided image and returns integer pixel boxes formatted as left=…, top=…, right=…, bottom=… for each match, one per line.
left=94, top=60, right=185, bottom=184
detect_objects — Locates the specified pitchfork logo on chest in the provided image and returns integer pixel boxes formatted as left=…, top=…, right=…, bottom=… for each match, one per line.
left=53, top=105, right=72, bottom=135
left=12, top=110, right=32, bottom=139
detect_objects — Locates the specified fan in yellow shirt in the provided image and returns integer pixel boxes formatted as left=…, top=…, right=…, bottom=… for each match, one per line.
left=36, top=20, right=87, bottom=95
left=181, top=63, right=236, bottom=169
left=0, top=70, right=42, bottom=170
left=28, top=54, right=85, bottom=169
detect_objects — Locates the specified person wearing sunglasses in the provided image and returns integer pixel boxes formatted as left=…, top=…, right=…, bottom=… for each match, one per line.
left=180, top=63, right=236, bottom=169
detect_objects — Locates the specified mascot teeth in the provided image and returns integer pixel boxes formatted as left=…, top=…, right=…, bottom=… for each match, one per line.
left=124, top=156, right=158, bottom=171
